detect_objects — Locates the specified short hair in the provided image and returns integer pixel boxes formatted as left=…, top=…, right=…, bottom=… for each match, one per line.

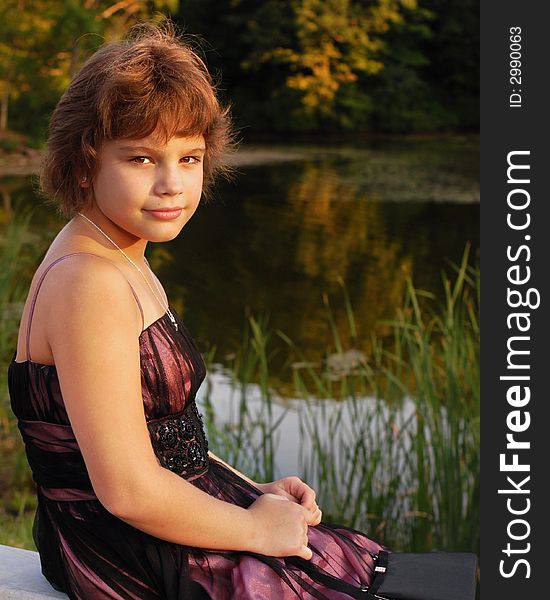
left=41, top=22, right=237, bottom=219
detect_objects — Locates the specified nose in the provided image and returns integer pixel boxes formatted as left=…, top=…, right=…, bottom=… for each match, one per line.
left=154, top=164, right=184, bottom=197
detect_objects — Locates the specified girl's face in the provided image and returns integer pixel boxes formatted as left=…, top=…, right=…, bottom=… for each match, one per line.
left=87, top=132, right=206, bottom=243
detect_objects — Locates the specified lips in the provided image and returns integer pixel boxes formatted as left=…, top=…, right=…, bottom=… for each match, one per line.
left=144, top=208, right=183, bottom=221
left=145, top=207, right=183, bottom=212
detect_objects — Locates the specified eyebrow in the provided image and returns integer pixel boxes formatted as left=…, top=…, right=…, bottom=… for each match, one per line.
left=118, top=145, right=206, bottom=154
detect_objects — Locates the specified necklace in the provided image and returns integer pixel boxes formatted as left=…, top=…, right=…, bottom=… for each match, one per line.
left=76, top=212, right=178, bottom=331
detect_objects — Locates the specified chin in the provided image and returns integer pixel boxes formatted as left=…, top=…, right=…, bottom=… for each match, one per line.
left=147, top=227, right=184, bottom=243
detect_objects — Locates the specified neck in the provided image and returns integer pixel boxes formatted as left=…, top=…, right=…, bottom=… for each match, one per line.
left=75, top=208, right=148, bottom=264
left=72, top=209, right=177, bottom=325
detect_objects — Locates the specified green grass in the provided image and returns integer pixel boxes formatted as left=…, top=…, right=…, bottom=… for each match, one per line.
left=0, top=206, right=45, bottom=550
left=0, top=490, right=37, bottom=549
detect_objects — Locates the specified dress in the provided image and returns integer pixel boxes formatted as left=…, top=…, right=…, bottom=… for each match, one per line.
left=8, top=253, right=385, bottom=600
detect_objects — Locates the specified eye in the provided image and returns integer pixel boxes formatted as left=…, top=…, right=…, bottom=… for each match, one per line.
left=130, top=156, right=152, bottom=165
left=181, top=156, right=201, bottom=164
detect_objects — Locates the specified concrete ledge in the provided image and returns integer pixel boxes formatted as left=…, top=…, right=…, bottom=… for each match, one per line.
left=0, top=544, right=68, bottom=599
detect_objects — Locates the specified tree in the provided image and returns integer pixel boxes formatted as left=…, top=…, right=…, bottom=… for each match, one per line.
left=178, top=0, right=417, bottom=132
left=1, top=0, right=178, bottom=139
left=251, top=0, right=413, bottom=116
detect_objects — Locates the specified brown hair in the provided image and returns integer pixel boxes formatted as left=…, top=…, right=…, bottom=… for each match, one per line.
left=41, top=21, right=237, bottom=219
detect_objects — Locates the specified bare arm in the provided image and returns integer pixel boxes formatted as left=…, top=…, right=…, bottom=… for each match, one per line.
left=47, top=257, right=311, bottom=558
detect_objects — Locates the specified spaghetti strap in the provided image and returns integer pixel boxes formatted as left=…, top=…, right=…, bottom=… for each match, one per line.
left=126, top=285, right=145, bottom=330
left=25, top=252, right=145, bottom=362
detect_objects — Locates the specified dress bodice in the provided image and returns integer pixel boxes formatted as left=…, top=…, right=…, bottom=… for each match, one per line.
left=8, top=305, right=210, bottom=499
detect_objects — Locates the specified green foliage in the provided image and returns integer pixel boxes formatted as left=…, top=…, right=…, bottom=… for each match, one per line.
left=179, top=0, right=420, bottom=132
left=0, top=207, right=45, bottom=551
left=177, top=0, right=478, bottom=134
left=0, top=0, right=177, bottom=139
left=369, top=63, right=459, bottom=132
left=0, top=207, right=38, bottom=366
left=365, top=0, right=479, bottom=132
left=243, top=0, right=390, bottom=113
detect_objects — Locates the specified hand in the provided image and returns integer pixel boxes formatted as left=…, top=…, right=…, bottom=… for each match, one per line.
left=256, top=477, right=322, bottom=526
left=247, top=493, right=313, bottom=560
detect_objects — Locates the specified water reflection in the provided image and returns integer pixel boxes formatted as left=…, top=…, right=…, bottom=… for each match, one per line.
left=197, top=368, right=417, bottom=484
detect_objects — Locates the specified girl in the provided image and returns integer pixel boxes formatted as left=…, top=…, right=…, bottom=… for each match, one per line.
left=8, top=23, right=385, bottom=599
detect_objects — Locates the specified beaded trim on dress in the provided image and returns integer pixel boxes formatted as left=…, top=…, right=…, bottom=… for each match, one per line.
left=147, top=401, right=209, bottom=481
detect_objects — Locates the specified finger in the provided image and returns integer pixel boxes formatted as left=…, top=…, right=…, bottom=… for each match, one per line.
left=266, top=493, right=289, bottom=502
left=290, top=480, right=316, bottom=510
left=270, top=481, right=299, bottom=503
left=307, top=508, right=322, bottom=526
left=307, top=502, right=320, bottom=516
left=299, top=503, right=313, bottom=522
left=281, top=490, right=297, bottom=502
left=284, top=477, right=312, bottom=500
left=299, top=545, right=313, bottom=560
left=304, top=503, right=321, bottom=522
left=289, top=485, right=316, bottom=511
left=271, top=488, right=295, bottom=502
left=308, top=515, right=321, bottom=527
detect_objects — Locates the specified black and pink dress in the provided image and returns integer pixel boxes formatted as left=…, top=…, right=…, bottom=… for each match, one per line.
left=8, top=253, right=384, bottom=599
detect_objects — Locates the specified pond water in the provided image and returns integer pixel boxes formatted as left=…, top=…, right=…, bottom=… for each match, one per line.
left=1, top=136, right=479, bottom=389
left=197, top=366, right=417, bottom=484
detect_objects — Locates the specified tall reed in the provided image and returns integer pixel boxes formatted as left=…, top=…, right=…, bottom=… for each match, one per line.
left=202, top=310, right=288, bottom=484
left=376, top=243, right=480, bottom=552
left=201, top=244, right=479, bottom=553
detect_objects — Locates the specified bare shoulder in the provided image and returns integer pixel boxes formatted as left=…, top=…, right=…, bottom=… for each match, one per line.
left=41, top=251, right=131, bottom=306
left=40, top=253, right=142, bottom=348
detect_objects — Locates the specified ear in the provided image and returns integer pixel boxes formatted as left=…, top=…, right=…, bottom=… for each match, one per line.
left=79, top=175, right=90, bottom=188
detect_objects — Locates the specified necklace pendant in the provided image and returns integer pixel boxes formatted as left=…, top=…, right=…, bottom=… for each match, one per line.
left=167, top=308, right=178, bottom=331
